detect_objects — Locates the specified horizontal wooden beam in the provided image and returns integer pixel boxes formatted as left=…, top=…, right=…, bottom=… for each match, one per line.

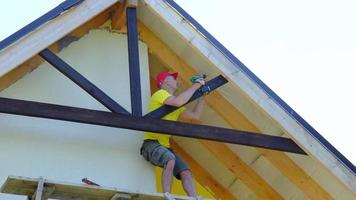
left=144, top=75, right=228, bottom=119
left=39, top=48, right=129, bottom=115
left=0, top=97, right=305, bottom=154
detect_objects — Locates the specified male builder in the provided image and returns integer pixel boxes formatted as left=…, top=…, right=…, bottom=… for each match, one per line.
left=140, top=71, right=205, bottom=200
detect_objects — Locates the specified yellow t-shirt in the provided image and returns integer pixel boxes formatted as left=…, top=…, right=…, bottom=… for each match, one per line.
left=144, top=89, right=186, bottom=147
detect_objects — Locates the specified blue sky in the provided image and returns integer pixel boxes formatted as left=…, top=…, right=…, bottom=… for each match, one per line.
left=1, top=0, right=355, bottom=165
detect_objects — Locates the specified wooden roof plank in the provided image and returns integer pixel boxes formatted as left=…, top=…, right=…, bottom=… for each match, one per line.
left=201, top=141, right=283, bottom=200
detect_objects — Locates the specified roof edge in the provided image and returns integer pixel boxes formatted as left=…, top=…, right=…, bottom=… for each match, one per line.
left=0, top=0, right=84, bottom=52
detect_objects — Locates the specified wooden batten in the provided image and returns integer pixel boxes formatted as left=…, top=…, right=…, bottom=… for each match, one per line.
left=201, top=141, right=283, bottom=200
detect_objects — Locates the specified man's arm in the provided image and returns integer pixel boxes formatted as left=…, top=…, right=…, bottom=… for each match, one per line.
left=164, top=81, right=204, bottom=107
left=180, top=97, right=205, bottom=121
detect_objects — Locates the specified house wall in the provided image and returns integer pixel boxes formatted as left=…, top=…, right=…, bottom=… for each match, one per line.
left=0, top=30, right=155, bottom=199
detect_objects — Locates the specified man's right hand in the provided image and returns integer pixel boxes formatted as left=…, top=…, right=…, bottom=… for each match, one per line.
left=196, top=79, right=205, bottom=85
left=190, top=74, right=207, bottom=84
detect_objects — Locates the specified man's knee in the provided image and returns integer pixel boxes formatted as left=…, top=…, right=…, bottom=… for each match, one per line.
left=165, top=159, right=175, bottom=170
left=179, top=169, right=192, bottom=178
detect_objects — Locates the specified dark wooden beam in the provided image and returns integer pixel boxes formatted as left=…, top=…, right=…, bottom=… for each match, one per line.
left=126, top=7, right=142, bottom=116
left=144, top=75, right=228, bottom=119
left=39, top=49, right=129, bottom=115
left=0, top=97, right=306, bottom=154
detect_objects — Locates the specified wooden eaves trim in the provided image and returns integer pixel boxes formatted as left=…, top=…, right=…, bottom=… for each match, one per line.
left=137, top=22, right=334, bottom=200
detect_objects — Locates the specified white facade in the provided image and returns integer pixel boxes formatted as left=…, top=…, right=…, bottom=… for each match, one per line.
left=0, top=30, right=154, bottom=199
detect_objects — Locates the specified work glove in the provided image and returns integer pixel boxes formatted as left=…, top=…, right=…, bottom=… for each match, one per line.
left=199, top=85, right=211, bottom=95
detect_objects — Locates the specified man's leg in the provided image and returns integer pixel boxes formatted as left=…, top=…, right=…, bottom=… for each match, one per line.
left=162, top=159, right=175, bottom=193
left=180, top=170, right=197, bottom=196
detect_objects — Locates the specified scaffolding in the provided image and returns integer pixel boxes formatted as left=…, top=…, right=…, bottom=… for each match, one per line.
left=1, top=176, right=196, bottom=200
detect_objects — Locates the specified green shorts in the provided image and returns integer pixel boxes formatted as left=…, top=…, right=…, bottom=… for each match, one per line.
left=140, top=140, right=190, bottom=180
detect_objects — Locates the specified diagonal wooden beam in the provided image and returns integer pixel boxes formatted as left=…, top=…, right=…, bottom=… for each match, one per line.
left=137, top=22, right=333, bottom=200
left=171, top=140, right=237, bottom=200
left=39, top=48, right=129, bottom=115
left=145, top=75, right=228, bottom=119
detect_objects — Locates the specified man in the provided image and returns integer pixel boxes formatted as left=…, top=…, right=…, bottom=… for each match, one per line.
left=140, top=71, right=205, bottom=200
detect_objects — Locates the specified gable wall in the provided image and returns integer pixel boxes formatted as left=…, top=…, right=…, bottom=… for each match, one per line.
left=0, top=29, right=155, bottom=199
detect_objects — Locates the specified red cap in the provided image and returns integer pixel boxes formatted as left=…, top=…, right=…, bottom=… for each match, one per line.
left=156, top=71, right=178, bottom=88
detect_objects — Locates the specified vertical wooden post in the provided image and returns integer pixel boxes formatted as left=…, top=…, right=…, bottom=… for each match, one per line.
left=126, top=5, right=142, bottom=116
left=31, top=177, right=44, bottom=200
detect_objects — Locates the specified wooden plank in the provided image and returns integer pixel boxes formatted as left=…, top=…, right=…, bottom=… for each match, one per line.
left=39, top=48, right=130, bottom=115
left=0, top=97, right=305, bottom=154
left=126, top=7, right=142, bottom=116
left=138, top=21, right=334, bottom=200
left=111, top=0, right=128, bottom=30
left=0, top=176, right=196, bottom=200
left=201, top=140, right=283, bottom=200
left=260, top=149, right=334, bottom=200
left=111, top=193, right=132, bottom=199
left=145, top=75, right=228, bottom=119
left=127, top=0, right=138, bottom=8
left=33, top=177, right=44, bottom=200
left=171, top=140, right=237, bottom=200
